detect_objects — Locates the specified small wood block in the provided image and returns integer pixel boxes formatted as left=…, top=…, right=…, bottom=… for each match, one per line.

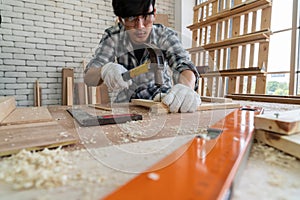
left=0, top=96, right=16, bottom=122
left=0, top=107, right=53, bottom=126
left=0, top=121, right=77, bottom=156
left=254, top=110, right=300, bottom=135
left=255, top=129, right=300, bottom=159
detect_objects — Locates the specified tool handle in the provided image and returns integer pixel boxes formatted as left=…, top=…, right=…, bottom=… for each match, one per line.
left=122, top=71, right=131, bottom=81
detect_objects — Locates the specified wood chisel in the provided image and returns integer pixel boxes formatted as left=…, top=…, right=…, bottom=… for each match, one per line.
left=67, top=109, right=142, bottom=127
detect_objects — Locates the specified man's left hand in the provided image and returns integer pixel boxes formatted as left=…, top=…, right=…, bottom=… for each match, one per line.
left=162, top=84, right=201, bottom=113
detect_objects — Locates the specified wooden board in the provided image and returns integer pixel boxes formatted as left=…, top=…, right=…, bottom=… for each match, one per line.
left=0, top=121, right=77, bottom=156
left=254, top=109, right=300, bottom=135
left=131, top=99, right=240, bottom=114
left=62, top=68, right=74, bottom=105
left=200, top=96, right=232, bottom=103
left=0, top=96, right=16, bottom=122
left=255, top=129, right=300, bottom=159
left=0, top=107, right=53, bottom=126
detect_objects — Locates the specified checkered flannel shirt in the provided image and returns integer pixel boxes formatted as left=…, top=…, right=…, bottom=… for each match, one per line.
left=86, top=23, right=199, bottom=103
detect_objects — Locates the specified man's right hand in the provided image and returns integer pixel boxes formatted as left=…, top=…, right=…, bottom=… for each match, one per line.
left=101, top=62, right=132, bottom=91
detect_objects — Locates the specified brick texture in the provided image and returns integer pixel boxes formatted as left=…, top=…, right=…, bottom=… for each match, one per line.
left=0, top=0, right=175, bottom=106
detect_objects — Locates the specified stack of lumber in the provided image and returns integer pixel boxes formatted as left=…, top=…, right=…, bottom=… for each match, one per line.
left=0, top=96, right=77, bottom=156
left=254, top=110, right=300, bottom=159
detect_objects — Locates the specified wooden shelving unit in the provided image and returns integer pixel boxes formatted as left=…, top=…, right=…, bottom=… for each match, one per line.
left=188, top=0, right=272, bottom=97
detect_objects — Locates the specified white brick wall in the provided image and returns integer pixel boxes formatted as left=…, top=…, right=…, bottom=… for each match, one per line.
left=0, top=0, right=175, bottom=106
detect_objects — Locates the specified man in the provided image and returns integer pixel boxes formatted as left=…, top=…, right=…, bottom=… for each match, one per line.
left=84, top=0, right=201, bottom=113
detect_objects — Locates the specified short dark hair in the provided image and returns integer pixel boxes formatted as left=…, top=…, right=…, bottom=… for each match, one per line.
left=112, top=0, right=156, bottom=18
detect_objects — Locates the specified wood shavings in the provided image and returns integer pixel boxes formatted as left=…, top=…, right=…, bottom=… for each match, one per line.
left=251, top=141, right=297, bottom=169
left=0, top=147, right=73, bottom=190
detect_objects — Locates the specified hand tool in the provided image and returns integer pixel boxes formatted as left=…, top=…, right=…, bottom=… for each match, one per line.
left=121, top=43, right=165, bottom=101
left=103, top=106, right=263, bottom=200
left=67, top=108, right=142, bottom=127
left=121, top=43, right=165, bottom=85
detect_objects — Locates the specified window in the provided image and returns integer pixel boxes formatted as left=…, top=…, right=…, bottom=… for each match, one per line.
left=267, top=0, right=299, bottom=95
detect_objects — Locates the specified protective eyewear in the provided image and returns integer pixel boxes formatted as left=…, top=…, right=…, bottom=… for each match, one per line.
left=122, top=10, right=155, bottom=27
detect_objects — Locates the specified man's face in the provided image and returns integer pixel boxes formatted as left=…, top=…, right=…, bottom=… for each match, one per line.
left=121, top=6, right=156, bottom=45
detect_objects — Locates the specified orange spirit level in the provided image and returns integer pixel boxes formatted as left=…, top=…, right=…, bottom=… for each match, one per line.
left=103, top=106, right=263, bottom=200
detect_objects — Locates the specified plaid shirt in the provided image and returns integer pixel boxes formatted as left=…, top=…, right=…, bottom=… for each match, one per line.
left=86, top=23, right=199, bottom=102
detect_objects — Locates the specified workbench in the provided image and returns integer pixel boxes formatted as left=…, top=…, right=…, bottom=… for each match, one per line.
left=0, top=101, right=299, bottom=199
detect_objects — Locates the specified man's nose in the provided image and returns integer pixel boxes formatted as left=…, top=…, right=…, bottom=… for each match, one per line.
left=135, top=17, right=145, bottom=29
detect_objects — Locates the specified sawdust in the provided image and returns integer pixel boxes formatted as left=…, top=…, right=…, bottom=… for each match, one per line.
left=0, top=148, right=106, bottom=191
left=0, top=147, right=73, bottom=190
left=250, top=141, right=298, bottom=169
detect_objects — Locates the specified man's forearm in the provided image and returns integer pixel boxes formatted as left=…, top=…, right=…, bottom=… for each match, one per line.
left=84, top=67, right=103, bottom=86
left=178, top=70, right=196, bottom=89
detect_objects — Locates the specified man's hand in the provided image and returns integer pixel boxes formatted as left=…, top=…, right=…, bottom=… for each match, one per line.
left=101, top=62, right=132, bottom=91
left=162, top=84, right=201, bottom=113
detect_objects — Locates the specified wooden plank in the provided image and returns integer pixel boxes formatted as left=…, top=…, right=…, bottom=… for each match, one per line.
left=0, top=96, right=16, bottom=122
left=188, top=30, right=270, bottom=53
left=255, top=129, right=300, bottom=159
left=254, top=109, right=300, bottom=135
left=0, top=121, right=77, bottom=157
left=131, top=99, right=240, bottom=114
left=0, top=107, right=53, bottom=126
left=62, top=68, right=74, bottom=105
left=34, top=80, right=41, bottom=107
left=96, top=84, right=110, bottom=104
left=74, top=82, right=87, bottom=105
left=200, top=96, right=232, bottom=103
left=187, top=0, right=272, bottom=30
left=89, top=104, right=112, bottom=111
left=226, top=93, right=300, bottom=104
left=66, top=76, right=73, bottom=106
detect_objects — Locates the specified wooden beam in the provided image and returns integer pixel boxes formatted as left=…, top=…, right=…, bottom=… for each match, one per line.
left=187, top=30, right=270, bottom=52
left=226, top=94, right=300, bottom=104
left=188, top=0, right=272, bottom=30
left=254, top=109, right=300, bottom=135
left=255, top=129, right=300, bottom=159
left=200, top=67, right=265, bottom=77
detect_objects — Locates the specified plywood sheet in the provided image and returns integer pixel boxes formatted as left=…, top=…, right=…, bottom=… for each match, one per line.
left=254, top=109, right=300, bottom=135
left=0, top=121, right=77, bottom=156
left=0, top=96, right=16, bottom=122
left=0, top=107, right=53, bottom=126
left=255, top=129, right=300, bottom=159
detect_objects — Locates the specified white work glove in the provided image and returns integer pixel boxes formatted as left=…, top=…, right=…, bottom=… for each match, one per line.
left=153, top=92, right=167, bottom=102
left=162, top=84, right=201, bottom=113
left=101, top=62, right=132, bottom=91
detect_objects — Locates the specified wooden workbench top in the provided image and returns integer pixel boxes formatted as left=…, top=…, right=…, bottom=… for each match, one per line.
left=0, top=101, right=299, bottom=199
